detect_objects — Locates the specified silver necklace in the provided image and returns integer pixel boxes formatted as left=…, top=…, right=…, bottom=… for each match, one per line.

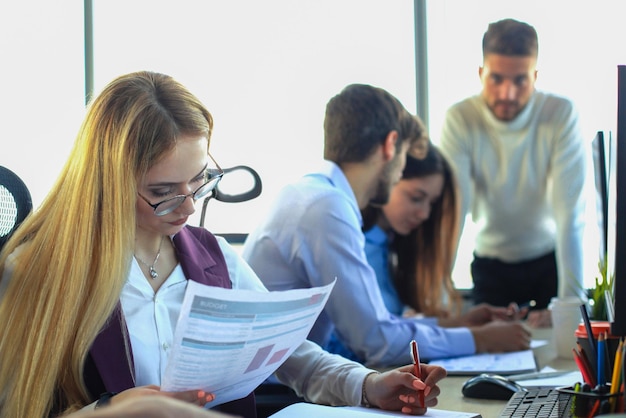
left=135, top=236, right=164, bottom=280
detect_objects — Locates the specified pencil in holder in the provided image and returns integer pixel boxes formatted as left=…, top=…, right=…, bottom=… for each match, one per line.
left=557, top=385, right=623, bottom=417
left=575, top=321, right=620, bottom=376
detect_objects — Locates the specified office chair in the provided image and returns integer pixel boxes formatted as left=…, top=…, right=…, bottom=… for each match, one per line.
left=0, top=166, right=33, bottom=251
left=199, top=165, right=262, bottom=228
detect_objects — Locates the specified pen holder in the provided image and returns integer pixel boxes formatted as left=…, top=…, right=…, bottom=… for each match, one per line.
left=558, top=385, right=623, bottom=417
left=575, top=321, right=621, bottom=376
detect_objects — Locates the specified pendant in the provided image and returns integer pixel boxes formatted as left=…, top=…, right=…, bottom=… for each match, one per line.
left=149, top=267, right=158, bottom=279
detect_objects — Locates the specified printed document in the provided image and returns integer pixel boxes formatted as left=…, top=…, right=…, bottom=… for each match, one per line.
left=269, top=403, right=481, bottom=417
left=428, top=349, right=537, bottom=376
left=161, top=280, right=335, bottom=407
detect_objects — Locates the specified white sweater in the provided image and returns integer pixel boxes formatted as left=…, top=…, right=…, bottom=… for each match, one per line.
left=439, top=91, right=586, bottom=298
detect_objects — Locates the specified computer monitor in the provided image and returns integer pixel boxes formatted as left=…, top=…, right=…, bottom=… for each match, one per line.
left=610, top=65, right=626, bottom=336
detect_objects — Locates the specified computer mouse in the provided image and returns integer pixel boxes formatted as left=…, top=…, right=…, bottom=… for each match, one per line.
left=461, top=373, right=527, bottom=400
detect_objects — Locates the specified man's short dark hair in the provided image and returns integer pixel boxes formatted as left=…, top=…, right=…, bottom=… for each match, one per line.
left=323, top=84, right=412, bottom=163
left=482, top=18, right=538, bottom=59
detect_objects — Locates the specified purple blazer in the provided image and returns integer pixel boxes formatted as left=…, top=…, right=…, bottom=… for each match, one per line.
left=82, top=226, right=256, bottom=418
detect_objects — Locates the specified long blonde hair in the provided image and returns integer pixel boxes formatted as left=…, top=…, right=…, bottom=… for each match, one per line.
left=0, top=71, right=213, bottom=417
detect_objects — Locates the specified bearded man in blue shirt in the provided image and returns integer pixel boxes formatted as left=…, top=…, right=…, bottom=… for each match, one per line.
left=243, top=84, right=530, bottom=367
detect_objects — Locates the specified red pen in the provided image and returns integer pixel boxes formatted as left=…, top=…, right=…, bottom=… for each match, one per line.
left=411, top=339, right=424, bottom=407
left=572, top=347, right=596, bottom=387
left=577, top=343, right=598, bottom=387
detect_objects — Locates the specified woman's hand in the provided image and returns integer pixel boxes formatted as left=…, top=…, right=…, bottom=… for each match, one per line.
left=109, top=385, right=215, bottom=408
left=364, top=364, right=447, bottom=415
left=72, top=395, right=232, bottom=418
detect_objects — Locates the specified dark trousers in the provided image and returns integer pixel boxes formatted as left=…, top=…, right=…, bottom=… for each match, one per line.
left=471, top=251, right=558, bottom=310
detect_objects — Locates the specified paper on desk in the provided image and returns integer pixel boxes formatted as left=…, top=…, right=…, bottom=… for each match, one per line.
left=161, top=280, right=335, bottom=407
left=428, top=349, right=537, bottom=375
left=512, top=367, right=583, bottom=388
left=268, top=403, right=481, bottom=417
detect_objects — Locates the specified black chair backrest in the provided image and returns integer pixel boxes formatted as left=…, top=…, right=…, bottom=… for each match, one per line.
left=199, top=165, right=262, bottom=228
left=0, top=166, right=33, bottom=250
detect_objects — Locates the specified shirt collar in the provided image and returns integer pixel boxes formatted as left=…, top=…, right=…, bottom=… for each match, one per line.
left=317, top=160, right=361, bottom=224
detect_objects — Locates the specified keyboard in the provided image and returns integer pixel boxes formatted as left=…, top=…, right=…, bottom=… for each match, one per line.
left=499, top=388, right=574, bottom=418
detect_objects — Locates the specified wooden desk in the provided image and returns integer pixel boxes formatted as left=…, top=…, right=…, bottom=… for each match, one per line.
left=434, top=327, right=575, bottom=418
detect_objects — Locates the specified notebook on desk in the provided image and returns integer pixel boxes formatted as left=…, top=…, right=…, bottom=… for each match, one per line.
left=268, top=403, right=481, bottom=417
left=428, top=349, right=537, bottom=376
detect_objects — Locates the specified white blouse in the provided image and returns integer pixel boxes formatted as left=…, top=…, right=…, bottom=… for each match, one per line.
left=121, top=259, right=187, bottom=386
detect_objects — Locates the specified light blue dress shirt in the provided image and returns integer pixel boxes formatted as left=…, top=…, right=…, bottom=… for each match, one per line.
left=243, top=161, right=476, bottom=366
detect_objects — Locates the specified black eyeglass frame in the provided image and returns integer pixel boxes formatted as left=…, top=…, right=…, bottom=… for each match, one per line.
left=138, top=154, right=224, bottom=216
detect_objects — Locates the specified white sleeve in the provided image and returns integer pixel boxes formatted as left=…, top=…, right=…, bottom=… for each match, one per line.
left=549, top=103, right=586, bottom=298
left=274, top=339, right=371, bottom=406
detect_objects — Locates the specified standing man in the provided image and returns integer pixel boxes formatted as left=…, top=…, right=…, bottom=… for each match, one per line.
left=439, top=18, right=586, bottom=328
left=243, top=83, right=530, bottom=367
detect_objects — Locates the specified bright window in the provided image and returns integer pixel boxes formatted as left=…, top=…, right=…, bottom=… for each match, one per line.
left=5, top=1, right=625, bottom=293
left=92, top=0, right=417, bottom=235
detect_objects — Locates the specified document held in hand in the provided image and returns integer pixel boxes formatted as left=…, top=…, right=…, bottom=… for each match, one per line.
left=160, top=279, right=335, bottom=407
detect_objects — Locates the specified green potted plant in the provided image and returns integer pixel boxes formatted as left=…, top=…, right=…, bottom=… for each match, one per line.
left=589, top=257, right=614, bottom=320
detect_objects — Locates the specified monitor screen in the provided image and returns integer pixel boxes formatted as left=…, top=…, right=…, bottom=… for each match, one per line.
left=610, top=65, right=626, bottom=336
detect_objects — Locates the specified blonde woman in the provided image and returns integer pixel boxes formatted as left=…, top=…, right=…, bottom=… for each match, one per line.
left=0, top=71, right=446, bottom=418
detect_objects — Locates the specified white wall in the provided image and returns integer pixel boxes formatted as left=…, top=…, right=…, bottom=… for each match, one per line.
left=0, top=0, right=85, bottom=207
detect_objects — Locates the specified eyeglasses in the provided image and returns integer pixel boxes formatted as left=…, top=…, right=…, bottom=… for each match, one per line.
left=138, top=154, right=224, bottom=216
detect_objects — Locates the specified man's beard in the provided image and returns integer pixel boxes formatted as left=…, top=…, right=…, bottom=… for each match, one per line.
left=369, top=163, right=394, bottom=207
